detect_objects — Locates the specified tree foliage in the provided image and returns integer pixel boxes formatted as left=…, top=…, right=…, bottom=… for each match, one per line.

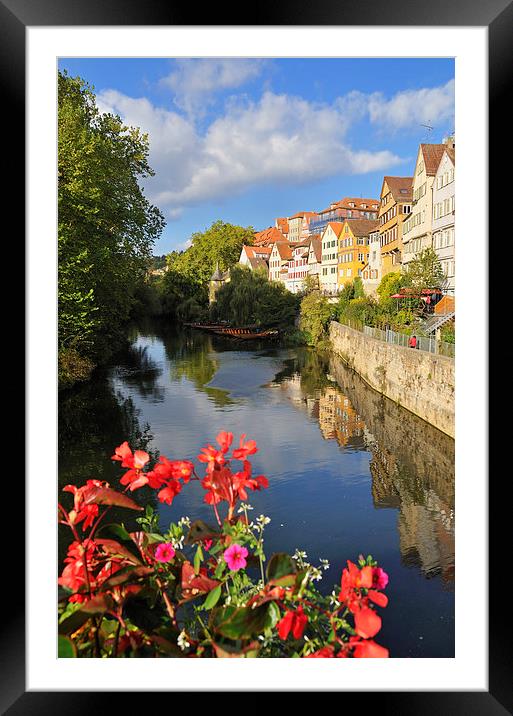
left=299, top=291, right=334, bottom=345
left=406, top=248, right=445, bottom=292
left=167, top=221, right=255, bottom=287
left=58, top=70, right=165, bottom=361
left=212, top=266, right=298, bottom=327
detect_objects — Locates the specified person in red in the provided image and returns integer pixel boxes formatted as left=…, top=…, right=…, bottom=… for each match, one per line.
left=409, top=335, right=417, bottom=349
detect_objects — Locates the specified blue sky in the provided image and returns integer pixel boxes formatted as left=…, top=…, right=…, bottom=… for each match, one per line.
left=58, top=58, right=455, bottom=254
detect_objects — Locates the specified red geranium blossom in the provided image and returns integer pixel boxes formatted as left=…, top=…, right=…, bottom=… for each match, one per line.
left=111, top=441, right=149, bottom=470
left=232, top=434, right=258, bottom=461
left=353, top=639, right=389, bottom=658
left=157, top=479, right=183, bottom=505
left=354, top=606, right=382, bottom=639
left=277, top=605, right=308, bottom=640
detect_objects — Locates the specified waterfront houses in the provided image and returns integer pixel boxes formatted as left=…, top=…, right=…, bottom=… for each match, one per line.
left=253, top=226, right=285, bottom=247
left=337, top=218, right=379, bottom=288
left=361, top=225, right=382, bottom=297
left=401, top=143, right=446, bottom=269
left=306, top=236, right=322, bottom=288
left=288, top=211, right=317, bottom=242
left=432, top=143, right=455, bottom=295
left=309, top=197, right=380, bottom=236
left=378, top=176, right=413, bottom=277
left=320, top=222, right=343, bottom=294
left=268, top=241, right=292, bottom=282
left=239, top=244, right=272, bottom=272
left=285, top=240, right=312, bottom=293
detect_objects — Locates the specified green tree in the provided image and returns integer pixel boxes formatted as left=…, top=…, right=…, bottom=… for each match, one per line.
left=58, top=71, right=165, bottom=365
left=299, top=291, right=334, bottom=345
left=213, top=265, right=298, bottom=328
left=168, top=221, right=255, bottom=287
left=406, top=248, right=445, bottom=292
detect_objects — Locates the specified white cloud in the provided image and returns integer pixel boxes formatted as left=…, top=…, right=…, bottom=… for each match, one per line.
left=96, top=78, right=454, bottom=219
left=160, top=58, right=266, bottom=116
left=365, top=79, right=455, bottom=132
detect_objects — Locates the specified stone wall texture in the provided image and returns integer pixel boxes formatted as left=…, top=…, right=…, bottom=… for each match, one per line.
left=329, top=321, right=455, bottom=438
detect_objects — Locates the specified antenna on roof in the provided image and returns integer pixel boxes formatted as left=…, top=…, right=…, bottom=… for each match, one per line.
left=420, top=122, right=434, bottom=142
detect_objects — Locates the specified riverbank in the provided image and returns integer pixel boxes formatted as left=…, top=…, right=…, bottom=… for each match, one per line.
left=329, top=321, right=454, bottom=438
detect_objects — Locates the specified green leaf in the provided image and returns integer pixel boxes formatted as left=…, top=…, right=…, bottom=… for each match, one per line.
left=202, top=585, right=222, bottom=611
left=266, top=553, right=297, bottom=586
left=214, top=561, right=226, bottom=579
left=58, top=635, right=76, bottom=658
left=58, top=594, right=114, bottom=635
left=211, top=603, right=277, bottom=640
left=98, top=522, right=132, bottom=542
left=193, top=545, right=204, bottom=575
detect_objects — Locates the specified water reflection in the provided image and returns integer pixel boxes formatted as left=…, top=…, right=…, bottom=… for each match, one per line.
left=59, top=324, right=455, bottom=656
left=270, top=348, right=455, bottom=588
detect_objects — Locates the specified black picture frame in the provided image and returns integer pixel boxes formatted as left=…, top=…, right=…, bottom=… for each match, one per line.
left=6, top=0, right=508, bottom=711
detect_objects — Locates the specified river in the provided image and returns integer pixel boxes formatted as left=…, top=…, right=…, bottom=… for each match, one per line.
left=59, top=319, right=455, bottom=658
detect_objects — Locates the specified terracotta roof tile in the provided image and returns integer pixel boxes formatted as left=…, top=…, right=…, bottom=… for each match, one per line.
left=254, top=226, right=285, bottom=246
left=383, top=176, right=413, bottom=202
left=420, top=144, right=447, bottom=176
left=342, top=218, right=380, bottom=236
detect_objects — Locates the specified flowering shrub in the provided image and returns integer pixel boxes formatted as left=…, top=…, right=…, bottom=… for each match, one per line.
left=58, top=432, right=389, bottom=658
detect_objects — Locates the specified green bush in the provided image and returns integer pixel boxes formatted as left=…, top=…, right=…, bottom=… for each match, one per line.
left=58, top=347, right=95, bottom=391
left=299, top=291, right=334, bottom=345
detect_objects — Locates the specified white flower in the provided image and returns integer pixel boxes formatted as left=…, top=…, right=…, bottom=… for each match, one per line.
left=238, top=503, right=254, bottom=513
left=177, top=631, right=190, bottom=651
left=178, top=516, right=191, bottom=528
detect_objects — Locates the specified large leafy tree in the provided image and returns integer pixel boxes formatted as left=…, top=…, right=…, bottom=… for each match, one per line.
left=58, top=71, right=165, bottom=359
left=213, top=265, right=298, bottom=327
left=167, top=221, right=255, bottom=287
left=406, top=248, right=445, bottom=291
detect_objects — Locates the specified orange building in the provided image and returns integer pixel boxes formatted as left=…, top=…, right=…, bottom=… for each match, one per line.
left=337, top=218, right=379, bottom=288
left=378, top=176, right=413, bottom=277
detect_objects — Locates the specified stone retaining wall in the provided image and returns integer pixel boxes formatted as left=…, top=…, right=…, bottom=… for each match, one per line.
left=329, top=321, right=455, bottom=437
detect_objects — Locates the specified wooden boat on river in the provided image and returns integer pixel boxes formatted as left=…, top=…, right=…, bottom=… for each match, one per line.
left=211, top=327, right=279, bottom=340
left=183, top=322, right=279, bottom=340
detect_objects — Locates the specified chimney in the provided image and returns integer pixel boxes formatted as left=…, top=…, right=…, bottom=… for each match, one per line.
left=443, top=135, right=455, bottom=149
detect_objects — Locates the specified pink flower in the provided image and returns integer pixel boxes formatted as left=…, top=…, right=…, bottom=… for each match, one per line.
left=154, top=543, right=176, bottom=563
left=223, top=544, right=248, bottom=571
left=372, top=567, right=389, bottom=590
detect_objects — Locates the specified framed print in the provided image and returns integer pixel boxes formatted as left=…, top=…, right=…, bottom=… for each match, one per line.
left=4, top=0, right=509, bottom=710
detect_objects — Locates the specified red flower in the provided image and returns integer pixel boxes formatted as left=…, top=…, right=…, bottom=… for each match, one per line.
left=277, top=605, right=308, bottom=640
left=198, top=444, right=226, bottom=473
left=216, top=431, right=233, bottom=453
left=157, top=480, right=182, bottom=505
left=201, top=466, right=232, bottom=505
left=111, top=442, right=149, bottom=470
left=368, top=589, right=388, bottom=608
left=339, top=560, right=374, bottom=612
left=352, top=640, right=389, bottom=658
left=63, top=482, right=105, bottom=531
left=232, top=434, right=258, bottom=461
left=354, top=606, right=382, bottom=639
